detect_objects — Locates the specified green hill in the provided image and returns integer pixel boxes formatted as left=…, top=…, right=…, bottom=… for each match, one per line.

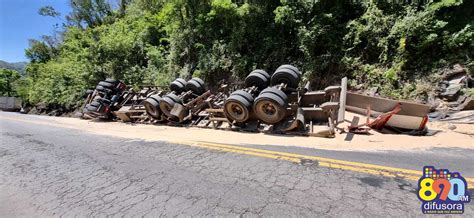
left=0, top=60, right=27, bottom=76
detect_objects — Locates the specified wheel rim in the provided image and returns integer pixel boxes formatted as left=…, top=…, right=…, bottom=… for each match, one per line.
left=159, top=98, right=174, bottom=117
left=162, top=103, right=172, bottom=116
left=144, top=102, right=160, bottom=118
left=255, top=99, right=284, bottom=124
left=225, top=101, right=249, bottom=122
left=275, top=78, right=290, bottom=85
left=262, top=102, right=276, bottom=115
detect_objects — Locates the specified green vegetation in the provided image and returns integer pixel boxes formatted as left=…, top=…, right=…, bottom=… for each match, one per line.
left=0, top=69, right=21, bottom=96
left=17, top=0, right=474, bottom=110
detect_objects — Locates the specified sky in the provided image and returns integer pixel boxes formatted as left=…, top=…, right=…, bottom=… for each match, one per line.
left=0, top=0, right=71, bottom=62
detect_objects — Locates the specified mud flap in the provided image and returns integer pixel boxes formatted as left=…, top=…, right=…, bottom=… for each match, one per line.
left=170, top=103, right=189, bottom=122
left=280, top=108, right=305, bottom=132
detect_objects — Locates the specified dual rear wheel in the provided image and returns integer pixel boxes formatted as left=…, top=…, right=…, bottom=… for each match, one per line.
left=144, top=94, right=162, bottom=118
left=253, top=87, right=288, bottom=124
left=145, top=77, right=205, bottom=120
left=224, top=90, right=254, bottom=123
left=270, top=65, right=301, bottom=88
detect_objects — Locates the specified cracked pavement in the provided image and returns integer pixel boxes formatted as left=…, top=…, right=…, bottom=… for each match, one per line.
left=1, top=116, right=473, bottom=216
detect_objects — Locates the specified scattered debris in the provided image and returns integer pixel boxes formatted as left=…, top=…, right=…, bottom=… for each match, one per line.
left=447, top=124, right=457, bottom=130
left=345, top=92, right=430, bottom=133
left=440, top=111, right=474, bottom=124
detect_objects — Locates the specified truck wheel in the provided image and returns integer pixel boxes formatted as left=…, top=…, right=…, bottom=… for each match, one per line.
left=85, top=104, right=97, bottom=111
left=144, top=95, right=162, bottom=118
left=170, top=78, right=187, bottom=94
left=165, top=93, right=181, bottom=103
left=192, top=78, right=205, bottom=87
left=253, top=92, right=287, bottom=124
left=259, top=87, right=288, bottom=103
left=98, top=81, right=114, bottom=89
left=253, top=69, right=270, bottom=80
left=245, top=70, right=269, bottom=90
left=95, top=85, right=112, bottom=93
left=90, top=100, right=101, bottom=108
left=277, top=64, right=301, bottom=77
left=186, top=78, right=205, bottom=95
left=230, top=90, right=254, bottom=103
left=105, top=78, right=118, bottom=84
left=159, top=94, right=179, bottom=117
left=270, top=68, right=300, bottom=88
left=224, top=95, right=251, bottom=123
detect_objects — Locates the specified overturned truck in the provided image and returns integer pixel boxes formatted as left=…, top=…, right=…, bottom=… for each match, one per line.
left=82, top=64, right=347, bottom=137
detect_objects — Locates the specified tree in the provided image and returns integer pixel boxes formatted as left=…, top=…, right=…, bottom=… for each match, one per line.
left=39, top=6, right=61, bottom=17
left=66, top=0, right=114, bottom=28
left=25, top=39, right=55, bottom=63
left=17, top=0, right=474, bottom=111
left=0, top=69, right=21, bottom=96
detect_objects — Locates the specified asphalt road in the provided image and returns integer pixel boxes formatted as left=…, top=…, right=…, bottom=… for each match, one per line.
left=1, top=114, right=473, bottom=216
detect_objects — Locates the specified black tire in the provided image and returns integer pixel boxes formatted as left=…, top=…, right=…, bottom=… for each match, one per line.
left=144, top=95, right=162, bottom=118
left=83, top=107, right=98, bottom=117
left=259, top=87, right=288, bottom=102
left=95, top=85, right=113, bottom=93
left=175, top=78, right=187, bottom=88
left=277, top=64, right=301, bottom=77
left=97, top=97, right=111, bottom=105
left=159, top=96, right=176, bottom=117
left=185, top=79, right=204, bottom=95
left=148, top=94, right=162, bottom=103
left=245, top=71, right=269, bottom=90
left=170, top=80, right=186, bottom=94
left=98, top=81, right=114, bottom=89
left=164, top=93, right=181, bottom=103
left=90, top=101, right=101, bottom=107
left=230, top=90, right=254, bottom=103
left=105, top=78, right=118, bottom=84
left=253, top=92, right=287, bottom=124
left=192, top=78, right=205, bottom=87
left=252, top=69, right=270, bottom=79
left=224, top=95, right=251, bottom=123
left=83, top=106, right=92, bottom=113
left=270, top=68, right=300, bottom=88
left=86, top=104, right=98, bottom=111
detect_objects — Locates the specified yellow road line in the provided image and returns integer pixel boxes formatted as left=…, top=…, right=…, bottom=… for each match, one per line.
left=174, top=140, right=474, bottom=186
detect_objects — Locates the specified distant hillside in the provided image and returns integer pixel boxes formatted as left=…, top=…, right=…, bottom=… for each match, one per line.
left=0, top=60, right=28, bottom=75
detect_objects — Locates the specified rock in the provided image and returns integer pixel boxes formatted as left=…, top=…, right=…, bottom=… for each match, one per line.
left=353, top=84, right=364, bottom=90
left=447, top=101, right=460, bottom=108
left=428, top=111, right=447, bottom=120
left=448, top=75, right=467, bottom=86
left=441, top=111, right=474, bottom=124
left=35, top=103, right=47, bottom=111
left=444, top=64, right=466, bottom=80
left=459, top=97, right=474, bottom=111
left=447, top=124, right=457, bottom=130
left=427, top=94, right=441, bottom=110
left=457, top=95, right=468, bottom=104
left=72, top=112, right=84, bottom=118
left=439, top=84, right=462, bottom=101
left=365, top=87, right=379, bottom=96
left=468, top=76, right=474, bottom=88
